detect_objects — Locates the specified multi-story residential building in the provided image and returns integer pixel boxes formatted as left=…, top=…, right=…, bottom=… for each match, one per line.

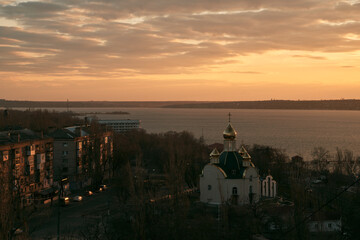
left=48, top=127, right=88, bottom=190
left=0, top=129, right=54, bottom=206
left=48, top=126, right=113, bottom=190
left=98, top=119, right=140, bottom=132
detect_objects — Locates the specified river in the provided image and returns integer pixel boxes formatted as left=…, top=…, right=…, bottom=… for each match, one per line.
left=19, top=107, right=360, bottom=160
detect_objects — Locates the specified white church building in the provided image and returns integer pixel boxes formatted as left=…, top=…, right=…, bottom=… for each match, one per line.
left=200, top=117, right=276, bottom=205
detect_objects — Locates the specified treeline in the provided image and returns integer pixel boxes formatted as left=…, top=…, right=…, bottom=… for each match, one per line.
left=106, top=130, right=211, bottom=239
left=112, top=129, right=209, bottom=188
left=0, top=99, right=200, bottom=108
left=165, top=99, right=360, bottom=110
left=0, top=109, right=83, bottom=132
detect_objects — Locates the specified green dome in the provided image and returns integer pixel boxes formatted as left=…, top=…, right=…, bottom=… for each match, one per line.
left=217, top=151, right=245, bottom=179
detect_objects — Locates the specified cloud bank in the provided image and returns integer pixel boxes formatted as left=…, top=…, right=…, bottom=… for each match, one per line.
left=1, top=0, right=360, bottom=100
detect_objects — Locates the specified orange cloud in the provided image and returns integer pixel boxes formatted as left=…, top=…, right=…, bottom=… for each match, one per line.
left=0, top=0, right=360, bottom=100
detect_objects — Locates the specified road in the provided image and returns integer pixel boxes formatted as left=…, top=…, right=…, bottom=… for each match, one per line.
left=29, top=189, right=116, bottom=239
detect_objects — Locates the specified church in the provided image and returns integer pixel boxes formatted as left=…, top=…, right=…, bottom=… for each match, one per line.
left=200, top=116, right=265, bottom=205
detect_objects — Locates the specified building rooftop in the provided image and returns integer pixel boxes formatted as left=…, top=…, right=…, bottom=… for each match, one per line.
left=0, top=129, right=47, bottom=145
left=216, top=151, right=246, bottom=179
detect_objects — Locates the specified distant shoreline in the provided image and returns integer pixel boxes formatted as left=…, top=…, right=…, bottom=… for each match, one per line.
left=74, top=111, right=129, bottom=115
left=1, top=99, right=360, bottom=111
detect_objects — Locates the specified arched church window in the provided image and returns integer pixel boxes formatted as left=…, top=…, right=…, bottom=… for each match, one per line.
left=249, top=185, right=253, bottom=194
left=232, top=169, right=236, bottom=175
left=232, top=187, right=237, bottom=195
left=249, top=175, right=252, bottom=182
left=208, top=185, right=212, bottom=190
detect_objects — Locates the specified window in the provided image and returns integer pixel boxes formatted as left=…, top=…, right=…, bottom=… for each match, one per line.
left=208, top=185, right=212, bottom=190
left=62, top=167, right=68, bottom=173
left=232, top=187, right=238, bottom=195
left=328, top=223, right=332, bottom=228
left=249, top=186, right=253, bottom=194
left=232, top=170, right=236, bottom=175
left=63, top=142, right=68, bottom=147
left=62, top=151, right=68, bottom=156
left=249, top=175, right=252, bottom=182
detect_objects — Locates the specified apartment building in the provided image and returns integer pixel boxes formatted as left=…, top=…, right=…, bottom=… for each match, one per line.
left=48, top=126, right=113, bottom=190
left=0, top=129, right=54, bottom=206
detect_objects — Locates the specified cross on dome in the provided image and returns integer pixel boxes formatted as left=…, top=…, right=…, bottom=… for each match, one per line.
left=223, top=113, right=237, bottom=140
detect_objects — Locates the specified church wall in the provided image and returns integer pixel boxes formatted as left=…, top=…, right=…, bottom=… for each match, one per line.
left=243, top=167, right=261, bottom=204
left=200, top=165, right=262, bottom=205
left=200, top=164, right=226, bottom=204
left=226, top=179, right=245, bottom=204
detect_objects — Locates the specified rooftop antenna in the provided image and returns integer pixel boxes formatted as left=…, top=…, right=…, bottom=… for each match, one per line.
left=228, top=112, right=231, bottom=123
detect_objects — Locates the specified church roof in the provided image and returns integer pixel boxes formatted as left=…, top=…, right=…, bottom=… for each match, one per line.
left=210, top=113, right=255, bottom=179
left=216, top=151, right=246, bottom=179
left=210, top=148, right=220, bottom=157
left=239, top=146, right=251, bottom=159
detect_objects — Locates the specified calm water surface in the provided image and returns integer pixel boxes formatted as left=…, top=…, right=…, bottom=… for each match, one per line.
left=19, top=107, right=360, bottom=160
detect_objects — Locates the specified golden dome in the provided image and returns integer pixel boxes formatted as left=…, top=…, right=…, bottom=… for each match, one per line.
left=210, top=148, right=220, bottom=157
left=223, top=123, right=237, bottom=140
left=239, top=146, right=251, bottom=159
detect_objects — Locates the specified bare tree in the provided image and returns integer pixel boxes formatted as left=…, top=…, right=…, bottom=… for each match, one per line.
left=335, top=148, right=360, bottom=179
left=311, top=147, right=330, bottom=173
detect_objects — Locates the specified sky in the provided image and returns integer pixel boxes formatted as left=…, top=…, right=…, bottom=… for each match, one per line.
left=1, top=0, right=360, bottom=101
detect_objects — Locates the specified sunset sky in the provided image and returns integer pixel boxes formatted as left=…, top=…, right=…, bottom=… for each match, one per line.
left=1, top=0, right=360, bottom=101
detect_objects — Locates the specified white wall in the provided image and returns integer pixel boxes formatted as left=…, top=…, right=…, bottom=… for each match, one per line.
left=200, top=164, right=226, bottom=204
left=261, top=175, right=277, bottom=198
left=200, top=164, right=261, bottom=205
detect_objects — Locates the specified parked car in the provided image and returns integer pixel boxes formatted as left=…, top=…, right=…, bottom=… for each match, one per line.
left=84, top=190, right=93, bottom=196
left=12, top=228, right=23, bottom=236
left=60, top=197, right=70, bottom=206
left=99, top=184, right=107, bottom=191
left=72, top=195, right=83, bottom=202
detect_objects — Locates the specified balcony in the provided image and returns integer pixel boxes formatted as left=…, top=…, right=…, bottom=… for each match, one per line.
left=76, top=149, right=82, bottom=156
left=46, top=152, right=53, bottom=160
left=36, top=153, right=45, bottom=163
left=14, top=150, right=21, bottom=158
left=26, top=155, right=34, bottom=166
left=77, top=142, right=83, bottom=150
left=1, top=151, right=9, bottom=161
left=26, top=145, right=35, bottom=156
